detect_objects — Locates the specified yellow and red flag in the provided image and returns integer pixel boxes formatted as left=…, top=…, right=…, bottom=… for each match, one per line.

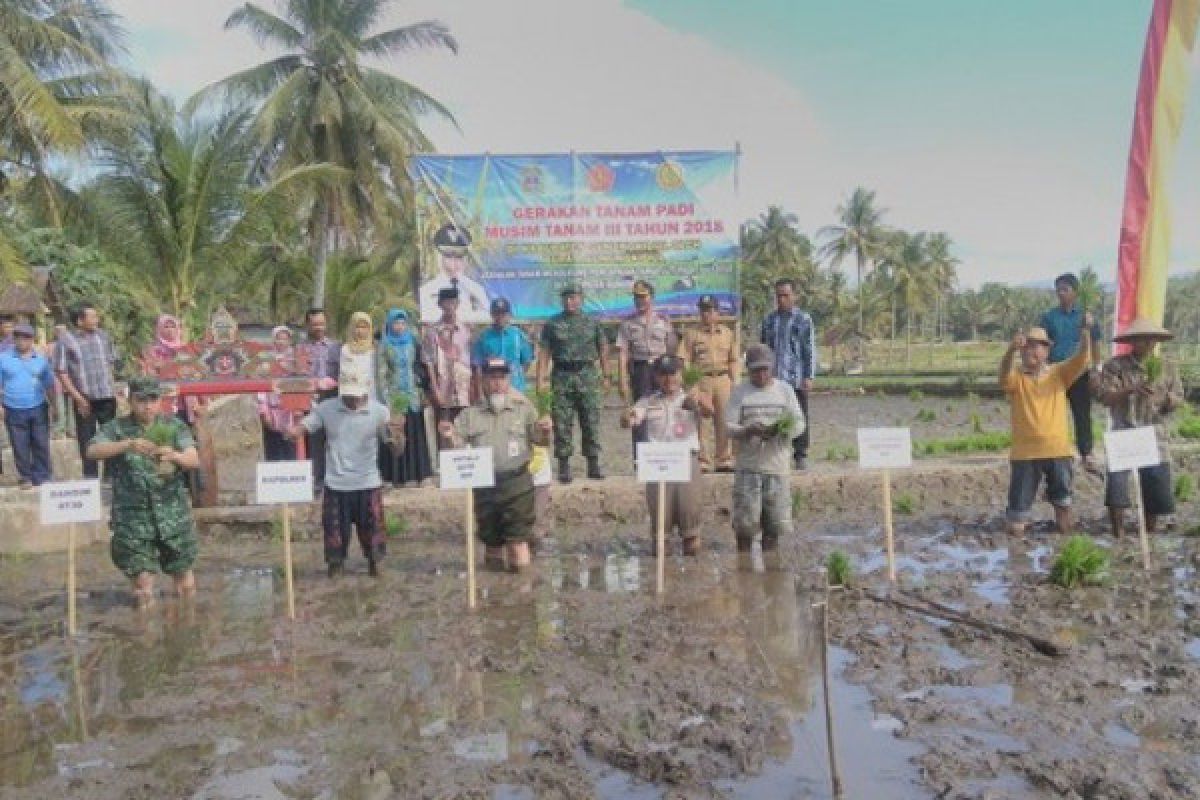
left=1116, top=0, right=1199, bottom=339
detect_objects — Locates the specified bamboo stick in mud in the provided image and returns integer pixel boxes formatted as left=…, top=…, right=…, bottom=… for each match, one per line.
left=818, top=599, right=845, bottom=799
left=281, top=504, right=296, bottom=620
left=656, top=481, right=666, bottom=594
left=466, top=488, right=477, bottom=610
left=882, top=469, right=896, bottom=583
left=67, top=523, right=77, bottom=637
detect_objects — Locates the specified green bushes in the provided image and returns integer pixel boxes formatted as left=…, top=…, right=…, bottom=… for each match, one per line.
left=1049, top=536, right=1109, bottom=589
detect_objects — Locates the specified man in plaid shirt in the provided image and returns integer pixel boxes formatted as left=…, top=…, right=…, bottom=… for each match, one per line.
left=54, top=302, right=119, bottom=478
left=759, top=278, right=817, bottom=471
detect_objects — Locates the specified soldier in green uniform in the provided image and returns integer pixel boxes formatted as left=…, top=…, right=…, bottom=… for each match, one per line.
left=439, top=357, right=553, bottom=570
left=87, top=376, right=201, bottom=606
left=535, top=284, right=610, bottom=483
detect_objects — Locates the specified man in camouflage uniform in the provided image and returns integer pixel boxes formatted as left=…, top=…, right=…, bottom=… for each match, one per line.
left=439, top=357, right=553, bottom=570
left=536, top=284, right=610, bottom=483
left=616, top=280, right=678, bottom=457
left=681, top=294, right=739, bottom=473
left=87, top=376, right=200, bottom=606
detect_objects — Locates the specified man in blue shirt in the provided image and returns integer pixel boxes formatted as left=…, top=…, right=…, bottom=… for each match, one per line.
left=760, top=278, right=817, bottom=471
left=1038, top=273, right=1103, bottom=473
left=472, top=297, right=534, bottom=393
left=0, top=324, right=56, bottom=488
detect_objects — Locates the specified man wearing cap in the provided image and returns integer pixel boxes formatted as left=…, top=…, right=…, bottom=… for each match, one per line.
left=1096, top=319, right=1184, bottom=537
left=87, top=377, right=201, bottom=605
left=472, top=297, right=534, bottom=394
left=616, top=281, right=677, bottom=436
left=423, top=287, right=475, bottom=423
left=760, top=279, right=816, bottom=471
left=0, top=314, right=15, bottom=354
left=620, top=355, right=712, bottom=556
left=725, top=344, right=804, bottom=552
left=1039, top=273, right=1104, bottom=473
left=999, top=318, right=1093, bottom=535
left=536, top=284, right=610, bottom=483
left=439, top=357, right=553, bottom=570
left=681, top=295, right=739, bottom=473
left=291, top=363, right=400, bottom=578
left=0, top=323, right=57, bottom=488
left=418, top=222, right=490, bottom=324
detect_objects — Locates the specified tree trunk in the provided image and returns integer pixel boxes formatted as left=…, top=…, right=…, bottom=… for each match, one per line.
left=890, top=293, right=897, bottom=342
left=856, top=252, right=864, bottom=334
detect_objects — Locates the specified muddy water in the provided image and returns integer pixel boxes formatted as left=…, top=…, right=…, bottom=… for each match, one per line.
left=0, top=539, right=926, bottom=799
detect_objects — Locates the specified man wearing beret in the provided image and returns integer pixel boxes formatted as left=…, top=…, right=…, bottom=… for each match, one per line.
left=87, top=376, right=201, bottom=606
left=418, top=222, right=490, bottom=324
left=536, top=284, right=610, bottom=483
left=439, top=357, right=553, bottom=570
left=681, top=294, right=739, bottom=473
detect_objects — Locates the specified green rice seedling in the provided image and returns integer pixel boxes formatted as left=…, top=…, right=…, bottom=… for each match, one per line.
left=1174, top=473, right=1195, bottom=503
left=529, top=388, right=555, bottom=417
left=681, top=365, right=704, bottom=390
left=1143, top=355, right=1163, bottom=383
left=791, top=489, right=807, bottom=516
left=915, top=409, right=936, bottom=423
left=389, top=390, right=412, bottom=415
left=970, top=412, right=984, bottom=434
left=824, top=446, right=840, bottom=461
left=892, top=493, right=915, bottom=515
left=908, top=389, right=924, bottom=402
left=142, top=419, right=176, bottom=447
left=769, top=413, right=798, bottom=438
left=385, top=513, right=409, bottom=539
left=825, top=551, right=852, bottom=587
left=1177, top=417, right=1200, bottom=440
left=1049, top=535, right=1109, bottom=589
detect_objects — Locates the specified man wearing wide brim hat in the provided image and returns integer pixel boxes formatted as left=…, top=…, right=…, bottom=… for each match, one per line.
left=998, top=317, right=1094, bottom=536
left=1095, top=318, right=1184, bottom=537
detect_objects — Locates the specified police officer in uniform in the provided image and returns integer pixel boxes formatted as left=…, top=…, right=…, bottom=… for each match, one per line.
left=536, top=284, right=610, bottom=483
left=439, top=357, right=553, bottom=571
left=418, top=223, right=490, bottom=323
left=681, top=294, right=739, bottom=472
left=616, top=279, right=677, bottom=455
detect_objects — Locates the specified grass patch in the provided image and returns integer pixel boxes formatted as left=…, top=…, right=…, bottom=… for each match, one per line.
left=385, top=513, right=409, bottom=539
left=791, top=490, right=807, bottom=517
left=908, top=389, right=924, bottom=401
left=914, top=408, right=937, bottom=423
left=823, top=444, right=858, bottom=462
left=892, top=492, right=915, bottom=515
left=914, top=430, right=1011, bottom=457
left=826, top=551, right=853, bottom=587
left=1049, top=535, right=1109, bottom=589
left=1174, top=473, right=1195, bottom=503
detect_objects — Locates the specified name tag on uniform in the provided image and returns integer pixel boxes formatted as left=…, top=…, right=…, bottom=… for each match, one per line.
left=508, top=439, right=521, bottom=459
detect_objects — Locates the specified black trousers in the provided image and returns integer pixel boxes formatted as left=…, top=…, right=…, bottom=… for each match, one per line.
left=791, top=387, right=810, bottom=460
left=74, top=396, right=118, bottom=479
left=629, top=360, right=656, bottom=457
left=1066, top=373, right=1094, bottom=458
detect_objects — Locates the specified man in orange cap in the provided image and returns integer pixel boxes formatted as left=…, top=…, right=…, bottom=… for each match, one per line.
left=1095, top=319, right=1184, bottom=537
left=999, top=317, right=1092, bottom=535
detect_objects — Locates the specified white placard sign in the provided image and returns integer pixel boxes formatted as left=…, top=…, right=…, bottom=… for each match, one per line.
left=857, top=427, right=913, bottom=469
left=40, top=480, right=103, bottom=525
left=636, top=442, right=692, bottom=483
left=440, top=448, right=496, bottom=489
left=1104, top=426, right=1161, bottom=473
left=255, top=461, right=314, bottom=505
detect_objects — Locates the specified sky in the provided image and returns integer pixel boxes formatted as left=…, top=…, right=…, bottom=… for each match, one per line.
left=107, top=0, right=1200, bottom=288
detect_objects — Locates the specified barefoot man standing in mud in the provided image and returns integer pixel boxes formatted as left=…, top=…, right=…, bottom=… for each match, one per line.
left=87, top=377, right=200, bottom=606
left=999, top=317, right=1092, bottom=535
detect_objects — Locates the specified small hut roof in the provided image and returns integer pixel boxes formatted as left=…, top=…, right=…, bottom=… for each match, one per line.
left=0, top=283, right=47, bottom=315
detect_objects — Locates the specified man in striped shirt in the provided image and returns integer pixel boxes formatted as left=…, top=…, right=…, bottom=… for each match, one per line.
left=54, top=302, right=119, bottom=479
left=759, top=279, right=816, bottom=471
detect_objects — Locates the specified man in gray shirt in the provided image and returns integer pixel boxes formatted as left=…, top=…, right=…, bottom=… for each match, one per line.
left=293, top=363, right=399, bottom=578
left=724, top=344, right=804, bottom=553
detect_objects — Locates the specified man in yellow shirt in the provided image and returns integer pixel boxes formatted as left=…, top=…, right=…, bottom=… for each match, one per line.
left=999, top=317, right=1092, bottom=535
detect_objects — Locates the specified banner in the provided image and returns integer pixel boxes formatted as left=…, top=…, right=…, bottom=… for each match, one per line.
left=409, top=150, right=740, bottom=323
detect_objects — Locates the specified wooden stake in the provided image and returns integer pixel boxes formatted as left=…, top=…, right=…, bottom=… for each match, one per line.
left=818, top=601, right=845, bottom=799
left=882, top=468, right=896, bottom=583
left=69, top=643, right=88, bottom=740
left=655, top=481, right=666, bottom=594
left=66, top=523, right=77, bottom=637
left=466, top=488, right=477, bottom=609
left=1131, top=468, right=1152, bottom=571
left=281, top=504, right=296, bottom=620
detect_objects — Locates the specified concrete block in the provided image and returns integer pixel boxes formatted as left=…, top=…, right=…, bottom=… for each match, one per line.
left=0, top=487, right=109, bottom=554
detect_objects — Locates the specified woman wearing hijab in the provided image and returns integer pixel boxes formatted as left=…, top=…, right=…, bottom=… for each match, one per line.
left=141, top=314, right=189, bottom=417
left=258, top=325, right=298, bottom=461
left=339, top=312, right=379, bottom=402
left=378, top=309, right=433, bottom=486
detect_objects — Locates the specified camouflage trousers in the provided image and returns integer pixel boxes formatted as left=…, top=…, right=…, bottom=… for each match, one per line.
left=551, top=367, right=601, bottom=459
left=732, top=471, right=793, bottom=547
left=110, top=505, right=198, bottom=579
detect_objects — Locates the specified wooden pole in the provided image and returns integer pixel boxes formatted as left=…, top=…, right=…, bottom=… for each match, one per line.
left=66, top=523, right=77, bottom=637
left=281, top=504, right=296, bottom=620
left=1131, top=468, right=1152, bottom=570
left=656, top=481, right=666, bottom=594
left=818, top=601, right=845, bottom=799
left=882, top=469, right=896, bottom=582
left=70, top=643, right=89, bottom=740
left=466, top=488, right=477, bottom=609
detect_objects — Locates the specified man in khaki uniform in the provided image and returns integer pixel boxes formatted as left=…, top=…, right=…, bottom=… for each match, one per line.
left=439, top=357, right=553, bottom=571
left=617, top=279, right=678, bottom=455
left=681, top=294, right=739, bottom=473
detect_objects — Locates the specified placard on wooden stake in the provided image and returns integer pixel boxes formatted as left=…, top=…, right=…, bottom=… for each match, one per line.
left=255, top=461, right=314, bottom=620
left=856, top=428, right=913, bottom=583
left=1104, top=426, right=1160, bottom=571
left=440, top=448, right=496, bottom=609
left=40, top=480, right=104, bottom=637
left=636, top=442, right=692, bottom=594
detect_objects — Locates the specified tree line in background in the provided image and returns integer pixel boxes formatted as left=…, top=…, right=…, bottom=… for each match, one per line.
left=1, top=0, right=1196, bottom=364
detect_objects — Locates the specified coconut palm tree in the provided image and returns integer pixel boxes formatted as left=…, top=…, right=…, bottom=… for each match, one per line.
left=817, top=187, right=886, bottom=334
left=203, top=0, right=458, bottom=306
left=924, top=232, right=959, bottom=340
left=878, top=230, right=934, bottom=365
left=740, top=206, right=815, bottom=335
